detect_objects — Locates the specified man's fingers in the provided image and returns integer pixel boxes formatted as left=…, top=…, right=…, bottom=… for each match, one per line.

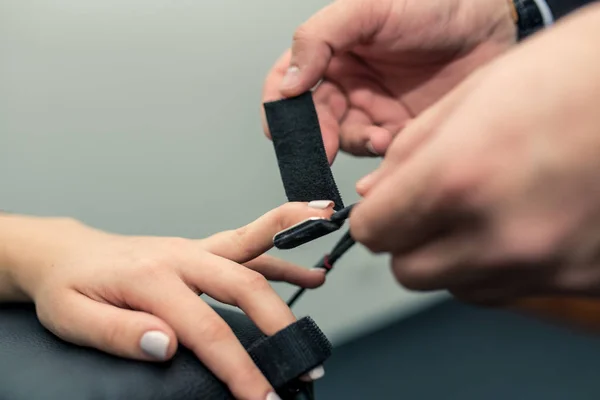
left=339, top=108, right=390, bottom=157
left=244, top=254, right=326, bottom=289
left=126, top=277, right=278, bottom=400
left=38, top=291, right=178, bottom=362
left=262, top=50, right=292, bottom=140
left=354, top=118, right=439, bottom=196
left=198, top=201, right=335, bottom=263
left=350, top=139, right=447, bottom=254
left=354, top=74, right=471, bottom=197
left=280, top=0, right=392, bottom=96
left=312, top=80, right=348, bottom=163
left=390, top=231, right=486, bottom=291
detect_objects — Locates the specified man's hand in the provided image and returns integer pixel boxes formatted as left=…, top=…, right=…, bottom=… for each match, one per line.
left=349, top=4, right=600, bottom=304
left=262, top=0, right=516, bottom=163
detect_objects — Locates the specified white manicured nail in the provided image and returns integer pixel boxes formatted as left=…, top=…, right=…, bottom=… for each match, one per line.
left=140, top=331, right=170, bottom=360
left=308, top=200, right=334, bottom=209
left=299, top=365, right=325, bottom=381
left=266, top=392, right=282, bottom=400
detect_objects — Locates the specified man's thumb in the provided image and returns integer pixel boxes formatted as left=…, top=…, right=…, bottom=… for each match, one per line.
left=280, top=0, right=390, bottom=96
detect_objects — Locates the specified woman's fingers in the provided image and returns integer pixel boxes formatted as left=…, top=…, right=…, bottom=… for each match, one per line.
left=183, top=251, right=296, bottom=336
left=244, top=254, right=326, bottom=289
left=37, top=291, right=178, bottom=362
left=198, top=201, right=335, bottom=264
left=182, top=252, right=326, bottom=387
left=126, top=276, right=279, bottom=400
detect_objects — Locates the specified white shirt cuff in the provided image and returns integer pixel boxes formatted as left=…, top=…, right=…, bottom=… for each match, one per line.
left=532, top=0, right=555, bottom=26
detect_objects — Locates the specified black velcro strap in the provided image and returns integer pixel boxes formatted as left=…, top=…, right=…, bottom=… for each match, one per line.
left=247, top=316, right=333, bottom=390
left=264, top=92, right=344, bottom=211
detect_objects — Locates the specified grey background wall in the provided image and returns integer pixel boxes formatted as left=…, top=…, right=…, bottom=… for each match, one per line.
left=0, top=0, right=444, bottom=344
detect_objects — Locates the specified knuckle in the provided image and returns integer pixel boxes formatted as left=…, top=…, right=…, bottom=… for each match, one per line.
left=272, top=202, right=296, bottom=228
left=138, top=257, right=170, bottom=278
left=438, top=159, right=490, bottom=209
left=134, top=241, right=194, bottom=278
left=292, top=25, right=311, bottom=45
left=102, top=320, right=125, bottom=350
left=349, top=212, right=383, bottom=253
left=497, top=220, right=563, bottom=265
left=392, top=269, right=428, bottom=292
left=438, top=166, right=474, bottom=203
left=164, top=236, right=191, bottom=249
left=231, top=227, right=259, bottom=261
left=391, top=258, right=431, bottom=292
left=35, top=294, right=70, bottom=337
left=195, top=317, right=232, bottom=346
left=243, top=271, right=271, bottom=292
left=227, top=366, right=267, bottom=399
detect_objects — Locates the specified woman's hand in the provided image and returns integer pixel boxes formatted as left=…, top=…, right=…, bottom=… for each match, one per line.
left=0, top=201, right=335, bottom=400
left=262, top=0, right=516, bottom=162
left=349, top=4, right=600, bottom=304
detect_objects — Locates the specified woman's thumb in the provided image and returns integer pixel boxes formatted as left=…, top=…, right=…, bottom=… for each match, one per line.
left=280, top=0, right=391, bottom=96
left=39, top=292, right=178, bottom=362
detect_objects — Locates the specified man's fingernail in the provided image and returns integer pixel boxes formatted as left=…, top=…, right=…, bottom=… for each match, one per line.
left=299, top=365, right=326, bottom=381
left=366, top=141, right=379, bottom=155
left=266, top=392, right=282, bottom=400
left=140, top=331, right=170, bottom=361
left=308, top=200, right=334, bottom=210
left=281, top=66, right=300, bottom=90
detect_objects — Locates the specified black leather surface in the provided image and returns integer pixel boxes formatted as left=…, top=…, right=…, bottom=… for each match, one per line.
left=0, top=303, right=321, bottom=400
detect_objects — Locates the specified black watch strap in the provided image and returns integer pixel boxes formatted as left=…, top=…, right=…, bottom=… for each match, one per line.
left=514, top=0, right=546, bottom=40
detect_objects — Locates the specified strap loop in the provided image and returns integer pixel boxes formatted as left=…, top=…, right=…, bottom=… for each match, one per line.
left=264, top=92, right=345, bottom=211
left=248, top=317, right=333, bottom=390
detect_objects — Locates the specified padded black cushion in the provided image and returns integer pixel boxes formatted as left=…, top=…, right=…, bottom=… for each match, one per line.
left=0, top=303, right=327, bottom=400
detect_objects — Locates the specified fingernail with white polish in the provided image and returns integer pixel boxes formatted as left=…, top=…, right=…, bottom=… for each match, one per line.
left=366, top=141, right=378, bottom=155
left=266, top=392, right=282, bottom=400
left=300, top=365, right=325, bottom=382
left=308, top=200, right=334, bottom=210
left=281, top=66, right=300, bottom=90
left=140, top=331, right=170, bottom=361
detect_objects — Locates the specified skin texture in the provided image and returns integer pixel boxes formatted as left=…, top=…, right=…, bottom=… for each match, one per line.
left=262, top=0, right=516, bottom=163
left=0, top=202, right=333, bottom=400
left=349, top=4, right=600, bottom=305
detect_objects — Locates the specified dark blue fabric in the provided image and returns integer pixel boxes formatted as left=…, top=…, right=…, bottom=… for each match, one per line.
left=316, top=300, right=600, bottom=400
left=546, top=0, right=597, bottom=19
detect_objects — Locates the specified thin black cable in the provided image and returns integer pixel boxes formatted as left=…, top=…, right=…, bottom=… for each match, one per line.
left=293, top=389, right=314, bottom=400
left=287, top=230, right=355, bottom=307
left=330, top=203, right=355, bottom=225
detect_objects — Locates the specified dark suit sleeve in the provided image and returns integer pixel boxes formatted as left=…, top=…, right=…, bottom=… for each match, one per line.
left=545, top=0, right=598, bottom=19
